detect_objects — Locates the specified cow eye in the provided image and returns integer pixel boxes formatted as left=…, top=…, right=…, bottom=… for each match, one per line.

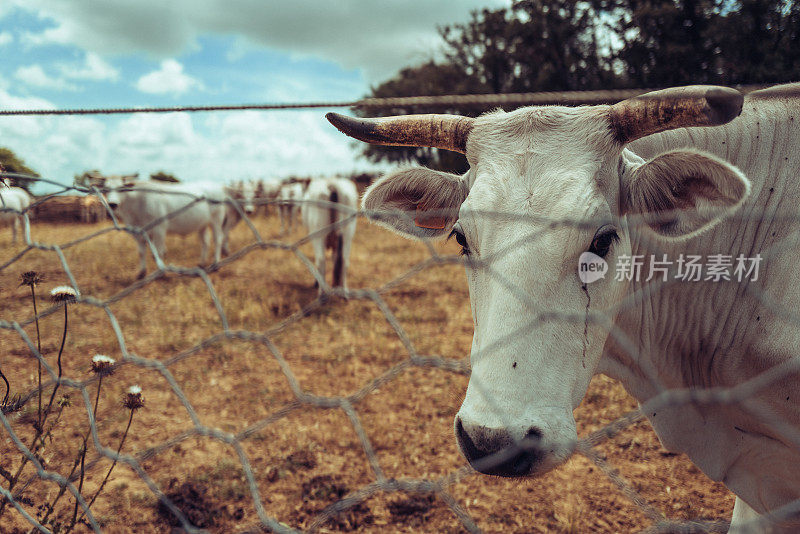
left=448, top=223, right=470, bottom=256
left=589, top=226, right=619, bottom=258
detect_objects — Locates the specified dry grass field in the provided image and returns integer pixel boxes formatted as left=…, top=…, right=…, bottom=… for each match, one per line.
left=0, top=210, right=734, bottom=533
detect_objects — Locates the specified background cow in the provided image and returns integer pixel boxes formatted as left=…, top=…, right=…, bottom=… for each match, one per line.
left=253, top=178, right=281, bottom=217
left=103, top=175, right=228, bottom=279
left=301, top=177, right=358, bottom=295
left=0, top=185, right=31, bottom=244
left=278, top=181, right=304, bottom=235
left=220, top=180, right=258, bottom=256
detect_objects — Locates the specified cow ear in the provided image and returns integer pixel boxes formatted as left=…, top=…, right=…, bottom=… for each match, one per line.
left=622, top=150, right=750, bottom=240
left=362, top=167, right=469, bottom=239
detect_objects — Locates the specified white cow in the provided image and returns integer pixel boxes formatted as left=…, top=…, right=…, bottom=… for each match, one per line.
left=0, top=185, right=31, bottom=243
left=328, top=84, right=800, bottom=532
left=254, top=178, right=281, bottom=216
left=103, top=176, right=228, bottom=279
left=278, top=182, right=304, bottom=235
left=220, top=180, right=257, bottom=256
left=301, top=177, right=357, bottom=294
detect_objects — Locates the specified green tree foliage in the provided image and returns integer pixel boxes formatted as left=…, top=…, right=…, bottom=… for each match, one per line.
left=73, top=170, right=103, bottom=189
left=0, top=147, right=39, bottom=192
left=615, top=0, right=722, bottom=86
left=361, top=2, right=617, bottom=170
left=615, top=0, right=800, bottom=86
left=441, top=2, right=619, bottom=93
left=710, top=0, right=800, bottom=85
left=149, top=171, right=179, bottom=183
left=361, top=0, right=800, bottom=169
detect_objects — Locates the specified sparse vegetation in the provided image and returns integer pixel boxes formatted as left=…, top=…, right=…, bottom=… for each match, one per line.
left=0, top=275, right=144, bottom=532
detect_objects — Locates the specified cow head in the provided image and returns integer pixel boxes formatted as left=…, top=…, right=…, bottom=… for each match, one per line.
left=239, top=180, right=257, bottom=214
left=327, top=86, right=750, bottom=477
left=102, top=174, right=138, bottom=210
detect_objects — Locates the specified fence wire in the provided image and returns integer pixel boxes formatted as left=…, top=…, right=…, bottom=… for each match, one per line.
left=0, top=90, right=798, bottom=533
left=0, top=85, right=767, bottom=116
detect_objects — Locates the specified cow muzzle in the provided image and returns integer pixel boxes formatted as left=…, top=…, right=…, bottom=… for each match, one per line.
left=454, top=406, right=577, bottom=477
left=455, top=417, right=545, bottom=477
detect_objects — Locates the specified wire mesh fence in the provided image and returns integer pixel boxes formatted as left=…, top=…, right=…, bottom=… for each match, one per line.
left=1, top=86, right=798, bottom=533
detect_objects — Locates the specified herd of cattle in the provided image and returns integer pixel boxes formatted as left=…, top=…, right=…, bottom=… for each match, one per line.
left=0, top=175, right=358, bottom=290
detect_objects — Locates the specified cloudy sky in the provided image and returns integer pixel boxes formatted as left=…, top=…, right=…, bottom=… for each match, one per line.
left=0, top=1, right=506, bottom=193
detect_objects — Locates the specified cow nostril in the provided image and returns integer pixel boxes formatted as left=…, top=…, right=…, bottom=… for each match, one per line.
left=455, top=418, right=483, bottom=463
left=521, top=427, right=543, bottom=452
left=526, top=427, right=543, bottom=439
left=455, top=420, right=544, bottom=478
left=455, top=419, right=466, bottom=441
left=525, top=427, right=543, bottom=440
left=455, top=418, right=470, bottom=450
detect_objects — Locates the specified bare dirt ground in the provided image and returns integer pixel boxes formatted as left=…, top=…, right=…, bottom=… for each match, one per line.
left=0, top=211, right=734, bottom=533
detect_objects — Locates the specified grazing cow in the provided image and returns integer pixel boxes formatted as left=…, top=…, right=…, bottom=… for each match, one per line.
left=103, top=175, right=227, bottom=279
left=253, top=179, right=279, bottom=216
left=252, top=179, right=267, bottom=216
left=220, top=180, right=257, bottom=256
left=301, top=177, right=357, bottom=294
left=0, top=186, right=31, bottom=243
left=328, top=84, right=800, bottom=531
left=278, top=182, right=304, bottom=235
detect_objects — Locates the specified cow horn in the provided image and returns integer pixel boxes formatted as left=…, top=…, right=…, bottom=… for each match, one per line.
left=609, top=85, right=744, bottom=144
left=326, top=113, right=474, bottom=154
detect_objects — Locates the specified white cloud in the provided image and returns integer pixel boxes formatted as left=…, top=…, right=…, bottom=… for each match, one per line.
left=199, top=110, right=380, bottom=180
left=0, top=88, right=56, bottom=150
left=61, top=52, right=119, bottom=82
left=0, top=32, right=12, bottom=46
left=0, top=91, right=383, bottom=195
left=136, top=59, right=202, bottom=95
left=7, top=0, right=509, bottom=82
left=0, top=2, right=498, bottom=192
left=0, top=89, right=101, bottom=188
left=14, top=64, right=77, bottom=90
left=0, top=86, right=54, bottom=110
left=10, top=54, right=117, bottom=94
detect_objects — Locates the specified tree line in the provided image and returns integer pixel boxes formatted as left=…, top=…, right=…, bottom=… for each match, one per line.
left=361, top=0, right=800, bottom=171
left=0, top=159, right=181, bottom=193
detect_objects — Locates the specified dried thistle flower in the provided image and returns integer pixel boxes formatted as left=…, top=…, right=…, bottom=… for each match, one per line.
left=1, top=395, right=24, bottom=415
left=50, top=285, right=78, bottom=304
left=90, top=354, right=115, bottom=377
left=123, top=385, right=144, bottom=411
left=19, top=271, right=44, bottom=287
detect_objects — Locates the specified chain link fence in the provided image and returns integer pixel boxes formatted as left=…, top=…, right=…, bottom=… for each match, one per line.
left=0, top=88, right=798, bottom=533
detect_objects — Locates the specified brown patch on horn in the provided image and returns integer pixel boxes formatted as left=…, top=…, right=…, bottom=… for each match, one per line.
left=609, top=85, right=744, bottom=144
left=326, top=113, right=474, bottom=154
